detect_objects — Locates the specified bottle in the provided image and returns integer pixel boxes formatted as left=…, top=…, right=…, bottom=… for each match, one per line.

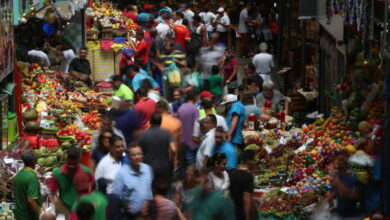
left=264, top=100, right=272, bottom=115
left=248, top=114, right=257, bottom=131
left=277, top=112, right=285, bottom=130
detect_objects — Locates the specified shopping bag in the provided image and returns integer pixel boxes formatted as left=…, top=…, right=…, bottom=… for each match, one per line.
left=166, top=62, right=181, bottom=87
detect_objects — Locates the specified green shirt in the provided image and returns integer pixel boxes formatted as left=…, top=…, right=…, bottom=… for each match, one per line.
left=72, top=191, right=108, bottom=220
left=209, top=74, right=223, bottom=96
left=14, top=168, right=42, bottom=220
left=187, top=187, right=235, bottom=220
left=113, top=84, right=134, bottom=101
left=51, top=164, right=92, bottom=209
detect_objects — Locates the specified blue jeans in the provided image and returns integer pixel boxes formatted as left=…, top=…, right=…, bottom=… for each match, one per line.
left=185, top=145, right=197, bottom=166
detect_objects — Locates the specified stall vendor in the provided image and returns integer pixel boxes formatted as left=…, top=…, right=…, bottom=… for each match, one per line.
left=98, top=74, right=134, bottom=110
left=256, top=80, right=289, bottom=115
left=69, top=47, right=93, bottom=88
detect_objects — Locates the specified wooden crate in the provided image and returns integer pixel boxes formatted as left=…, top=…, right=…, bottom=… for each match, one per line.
left=101, top=28, right=113, bottom=40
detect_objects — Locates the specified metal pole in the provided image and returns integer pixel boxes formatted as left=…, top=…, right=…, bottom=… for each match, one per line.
left=277, top=0, right=283, bottom=66
left=300, top=19, right=307, bottom=87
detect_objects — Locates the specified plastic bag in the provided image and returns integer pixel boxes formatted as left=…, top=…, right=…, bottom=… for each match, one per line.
left=166, top=62, right=181, bottom=87
left=223, top=85, right=228, bottom=97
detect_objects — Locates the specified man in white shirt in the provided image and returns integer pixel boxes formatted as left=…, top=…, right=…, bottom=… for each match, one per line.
left=181, top=3, right=195, bottom=24
left=199, top=8, right=217, bottom=40
left=238, top=3, right=253, bottom=57
left=252, top=42, right=274, bottom=81
left=215, top=7, right=230, bottom=47
left=156, top=22, right=173, bottom=40
left=28, top=41, right=50, bottom=67
left=95, top=135, right=125, bottom=194
left=196, top=114, right=217, bottom=170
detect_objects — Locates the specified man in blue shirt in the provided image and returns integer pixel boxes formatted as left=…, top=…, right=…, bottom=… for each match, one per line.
left=113, top=143, right=153, bottom=217
left=220, top=94, right=246, bottom=149
left=122, top=65, right=159, bottom=92
left=214, top=126, right=238, bottom=170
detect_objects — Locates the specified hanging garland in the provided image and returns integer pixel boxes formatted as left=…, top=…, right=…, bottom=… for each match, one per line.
left=326, top=0, right=372, bottom=58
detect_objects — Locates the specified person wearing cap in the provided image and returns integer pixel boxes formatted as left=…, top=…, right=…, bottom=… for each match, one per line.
left=193, top=97, right=229, bottom=145
left=221, top=94, right=246, bottom=149
left=14, top=150, right=41, bottom=220
left=97, top=74, right=134, bottom=109
left=215, top=7, right=230, bottom=47
left=70, top=171, right=108, bottom=220
left=177, top=89, right=199, bottom=166
left=252, top=42, right=274, bottom=82
left=47, top=147, right=93, bottom=218
left=197, top=91, right=217, bottom=117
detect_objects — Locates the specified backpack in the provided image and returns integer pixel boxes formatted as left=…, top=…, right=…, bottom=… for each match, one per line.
left=166, top=60, right=181, bottom=87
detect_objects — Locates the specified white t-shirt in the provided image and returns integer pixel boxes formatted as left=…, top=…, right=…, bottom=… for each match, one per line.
left=59, top=49, right=76, bottom=73
left=216, top=13, right=230, bottom=32
left=208, top=171, right=230, bottom=191
left=94, top=154, right=122, bottom=194
left=238, top=9, right=249, bottom=34
left=199, top=12, right=217, bottom=32
left=174, top=19, right=183, bottom=25
left=196, top=128, right=216, bottom=170
left=28, top=50, right=51, bottom=67
left=193, top=114, right=228, bottom=138
left=184, top=9, right=195, bottom=23
left=156, top=23, right=172, bottom=40
left=252, top=53, right=274, bottom=74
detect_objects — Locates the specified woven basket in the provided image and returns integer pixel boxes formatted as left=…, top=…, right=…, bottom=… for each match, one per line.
left=86, top=30, right=100, bottom=40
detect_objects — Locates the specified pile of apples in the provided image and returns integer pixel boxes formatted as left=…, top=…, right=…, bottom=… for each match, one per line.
left=57, top=125, right=91, bottom=147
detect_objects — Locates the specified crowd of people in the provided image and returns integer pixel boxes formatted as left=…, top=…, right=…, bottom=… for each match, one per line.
left=14, top=1, right=385, bottom=220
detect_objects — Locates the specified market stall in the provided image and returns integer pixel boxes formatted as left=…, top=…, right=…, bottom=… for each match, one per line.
left=241, top=87, right=384, bottom=218
left=85, top=1, right=140, bottom=81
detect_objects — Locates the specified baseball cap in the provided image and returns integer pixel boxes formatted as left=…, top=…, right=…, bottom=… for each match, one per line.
left=217, top=7, right=225, bottom=12
left=220, top=94, right=238, bottom=105
left=200, top=91, right=214, bottom=99
left=73, top=171, right=93, bottom=191
left=259, top=42, right=268, bottom=51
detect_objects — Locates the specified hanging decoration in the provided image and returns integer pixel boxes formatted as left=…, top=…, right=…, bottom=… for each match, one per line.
left=326, top=0, right=372, bottom=58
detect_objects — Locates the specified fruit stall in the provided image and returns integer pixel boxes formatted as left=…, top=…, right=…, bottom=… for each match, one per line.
left=0, top=62, right=110, bottom=215
left=243, top=77, right=384, bottom=219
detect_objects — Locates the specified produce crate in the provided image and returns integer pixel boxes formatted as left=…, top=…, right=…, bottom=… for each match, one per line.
left=112, top=28, right=126, bottom=37
left=101, top=28, right=114, bottom=40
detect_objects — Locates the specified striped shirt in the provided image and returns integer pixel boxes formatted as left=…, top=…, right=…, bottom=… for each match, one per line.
left=159, top=50, right=186, bottom=68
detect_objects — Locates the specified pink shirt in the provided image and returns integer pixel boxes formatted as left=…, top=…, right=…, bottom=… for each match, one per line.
left=223, top=57, right=238, bottom=82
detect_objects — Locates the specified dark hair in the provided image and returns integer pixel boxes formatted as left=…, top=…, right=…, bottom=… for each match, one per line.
left=246, top=62, right=256, bottom=72
left=182, top=18, right=189, bottom=26
left=157, top=99, right=169, bottom=111
left=211, top=65, right=219, bottom=75
left=207, top=152, right=227, bottom=168
left=242, top=93, right=254, bottom=105
left=177, top=11, right=185, bottom=19
left=136, top=30, right=145, bottom=37
left=127, top=141, right=140, bottom=149
left=109, top=135, right=123, bottom=146
left=165, top=41, right=175, bottom=48
left=193, top=15, right=202, bottom=22
left=125, top=65, right=139, bottom=74
left=201, top=98, right=213, bottom=109
left=96, top=178, right=109, bottom=194
left=215, top=126, right=225, bottom=133
left=206, top=114, right=217, bottom=126
left=101, top=113, right=114, bottom=122
left=240, top=150, right=255, bottom=164
left=98, top=130, right=113, bottom=150
left=141, top=78, right=152, bottom=89
left=186, top=89, right=196, bottom=100
left=67, top=147, right=81, bottom=160
left=111, top=74, right=121, bottom=82
left=79, top=46, right=88, bottom=52
left=150, top=112, right=162, bottom=126
left=76, top=202, right=95, bottom=220
left=137, top=87, right=148, bottom=98
left=22, top=150, right=36, bottom=167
